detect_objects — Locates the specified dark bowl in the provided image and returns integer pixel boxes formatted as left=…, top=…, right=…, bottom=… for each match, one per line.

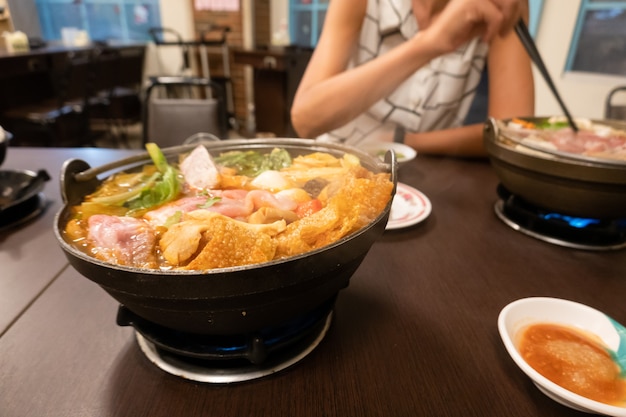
left=54, top=138, right=397, bottom=335
left=484, top=117, right=626, bottom=219
left=0, top=129, right=11, bottom=166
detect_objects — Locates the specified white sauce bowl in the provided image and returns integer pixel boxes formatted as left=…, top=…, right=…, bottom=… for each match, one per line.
left=498, top=297, right=626, bottom=416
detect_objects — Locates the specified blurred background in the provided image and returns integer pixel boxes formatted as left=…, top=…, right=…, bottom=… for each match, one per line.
left=0, top=0, right=625, bottom=147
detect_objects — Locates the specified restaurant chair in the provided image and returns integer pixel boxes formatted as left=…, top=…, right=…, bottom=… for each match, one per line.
left=0, top=49, right=95, bottom=147
left=605, top=85, right=626, bottom=121
left=88, top=45, right=146, bottom=148
left=142, top=76, right=228, bottom=148
left=148, top=27, right=192, bottom=76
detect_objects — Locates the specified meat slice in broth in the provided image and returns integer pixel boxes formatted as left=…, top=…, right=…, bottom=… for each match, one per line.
left=87, top=215, right=158, bottom=269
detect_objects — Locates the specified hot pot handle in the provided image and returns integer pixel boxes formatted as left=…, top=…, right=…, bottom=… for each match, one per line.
left=60, top=159, right=101, bottom=206
left=72, top=144, right=198, bottom=184
left=483, top=117, right=500, bottom=147
left=383, top=149, right=398, bottom=188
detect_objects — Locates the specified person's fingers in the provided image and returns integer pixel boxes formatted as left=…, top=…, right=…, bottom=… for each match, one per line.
left=490, top=0, right=525, bottom=35
left=474, top=1, right=504, bottom=42
left=463, top=0, right=525, bottom=41
left=427, top=0, right=525, bottom=50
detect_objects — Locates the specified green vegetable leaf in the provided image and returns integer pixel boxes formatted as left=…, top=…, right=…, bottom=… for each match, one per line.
left=266, top=148, right=292, bottom=171
left=127, top=167, right=178, bottom=210
left=537, top=120, right=570, bottom=130
left=89, top=143, right=182, bottom=215
left=197, top=196, right=222, bottom=209
left=90, top=172, right=161, bottom=206
left=214, top=148, right=292, bottom=176
left=146, top=142, right=169, bottom=173
left=163, top=211, right=183, bottom=228
left=127, top=145, right=181, bottom=211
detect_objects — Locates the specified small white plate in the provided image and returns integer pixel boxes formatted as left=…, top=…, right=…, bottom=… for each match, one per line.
left=498, top=297, right=626, bottom=416
left=362, top=142, right=417, bottom=166
left=386, top=182, right=431, bottom=230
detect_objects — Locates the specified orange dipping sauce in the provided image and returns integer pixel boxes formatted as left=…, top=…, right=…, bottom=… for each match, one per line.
left=519, top=323, right=626, bottom=406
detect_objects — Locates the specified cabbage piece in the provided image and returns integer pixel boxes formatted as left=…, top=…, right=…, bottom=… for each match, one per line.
left=126, top=143, right=181, bottom=211
left=214, top=148, right=292, bottom=177
left=87, top=143, right=181, bottom=214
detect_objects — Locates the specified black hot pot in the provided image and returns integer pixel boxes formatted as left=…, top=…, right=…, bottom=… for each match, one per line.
left=484, top=117, right=626, bottom=219
left=54, top=138, right=397, bottom=335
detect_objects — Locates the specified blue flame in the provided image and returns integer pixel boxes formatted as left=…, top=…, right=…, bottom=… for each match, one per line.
left=542, top=213, right=601, bottom=228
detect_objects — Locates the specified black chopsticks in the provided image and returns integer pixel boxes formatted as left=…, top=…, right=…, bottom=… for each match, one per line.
left=514, top=19, right=578, bottom=132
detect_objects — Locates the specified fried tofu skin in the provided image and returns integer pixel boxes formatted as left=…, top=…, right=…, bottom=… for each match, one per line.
left=160, top=211, right=282, bottom=270
left=159, top=166, right=391, bottom=269
left=274, top=166, right=392, bottom=258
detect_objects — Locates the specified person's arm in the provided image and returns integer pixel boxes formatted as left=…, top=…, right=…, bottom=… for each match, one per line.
left=486, top=14, right=535, bottom=121
left=291, top=0, right=444, bottom=139
left=291, top=0, right=529, bottom=141
left=403, top=6, right=535, bottom=157
left=403, top=125, right=486, bottom=157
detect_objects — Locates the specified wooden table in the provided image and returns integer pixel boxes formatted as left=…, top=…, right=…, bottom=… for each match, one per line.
left=1, top=147, right=625, bottom=416
left=0, top=147, right=137, bottom=335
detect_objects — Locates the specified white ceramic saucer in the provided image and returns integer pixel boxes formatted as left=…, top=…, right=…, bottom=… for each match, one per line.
left=386, top=182, right=431, bottom=230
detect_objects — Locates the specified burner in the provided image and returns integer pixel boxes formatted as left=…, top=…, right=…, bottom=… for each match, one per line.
left=0, top=169, right=50, bottom=232
left=117, top=299, right=335, bottom=383
left=494, top=185, right=626, bottom=251
left=0, top=193, right=46, bottom=232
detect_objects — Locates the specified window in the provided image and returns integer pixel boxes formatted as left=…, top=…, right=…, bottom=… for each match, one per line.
left=289, top=0, right=328, bottom=48
left=35, top=0, right=161, bottom=43
left=528, top=0, right=545, bottom=36
left=566, top=0, right=626, bottom=76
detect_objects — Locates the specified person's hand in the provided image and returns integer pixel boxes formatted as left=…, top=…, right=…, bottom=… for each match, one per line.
left=420, top=0, right=525, bottom=53
left=490, top=0, right=526, bottom=35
